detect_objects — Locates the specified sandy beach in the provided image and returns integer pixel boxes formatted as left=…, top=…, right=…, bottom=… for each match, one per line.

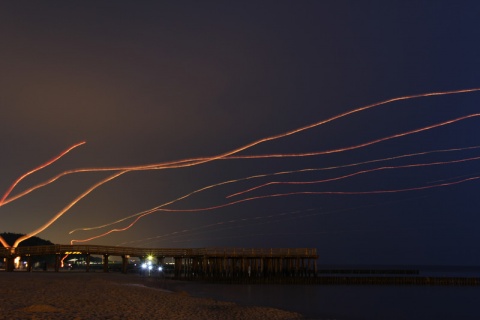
left=0, top=272, right=303, bottom=320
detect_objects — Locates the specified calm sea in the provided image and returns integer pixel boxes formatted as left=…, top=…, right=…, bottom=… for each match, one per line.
left=163, top=266, right=480, bottom=320
left=168, top=282, right=480, bottom=319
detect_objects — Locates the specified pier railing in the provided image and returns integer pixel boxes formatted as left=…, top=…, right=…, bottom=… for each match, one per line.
left=202, top=247, right=317, bottom=258
left=10, top=245, right=202, bottom=257
left=3, top=245, right=317, bottom=259
left=2, top=245, right=318, bottom=275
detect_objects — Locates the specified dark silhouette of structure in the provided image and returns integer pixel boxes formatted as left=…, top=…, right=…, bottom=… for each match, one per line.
left=1, top=244, right=318, bottom=278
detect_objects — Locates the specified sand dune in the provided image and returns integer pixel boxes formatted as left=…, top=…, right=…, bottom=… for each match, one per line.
left=0, top=272, right=302, bottom=319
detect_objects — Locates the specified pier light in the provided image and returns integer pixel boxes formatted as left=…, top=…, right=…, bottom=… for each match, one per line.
left=14, top=256, right=20, bottom=269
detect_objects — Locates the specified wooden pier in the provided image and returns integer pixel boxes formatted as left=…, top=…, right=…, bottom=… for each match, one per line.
left=0, top=245, right=318, bottom=278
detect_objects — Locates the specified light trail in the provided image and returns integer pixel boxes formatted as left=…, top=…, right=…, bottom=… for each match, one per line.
left=0, top=141, right=86, bottom=206
left=4, top=88, right=480, bottom=207
left=68, top=171, right=287, bottom=234
left=0, top=236, right=10, bottom=248
left=128, top=88, right=480, bottom=164
left=69, top=115, right=480, bottom=236
left=118, top=197, right=428, bottom=246
left=0, top=141, right=85, bottom=249
left=79, top=207, right=350, bottom=245
left=70, top=174, right=479, bottom=244
left=6, top=142, right=480, bottom=210
left=15, top=143, right=479, bottom=240
left=427, top=171, right=480, bottom=184
left=12, top=170, right=127, bottom=248
left=60, top=254, right=69, bottom=268
left=63, top=88, right=480, bottom=244
left=125, top=202, right=404, bottom=246
left=43, top=109, right=480, bottom=244
left=228, top=155, right=480, bottom=198
left=70, top=212, right=144, bottom=244
left=0, top=158, right=202, bottom=207
left=215, top=87, right=480, bottom=161
left=167, top=232, right=325, bottom=244
left=221, top=145, right=480, bottom=199
left=225, top=113, right=480, bottom=159
left=232, top=175, right=480, bottom=199
left=67, top=109, right=480, bottom=231
left=3, top=87, right=480, bottom=247
left=118, top=208, right=321, bottom=246
left=5, top=110, right=478, bottom=229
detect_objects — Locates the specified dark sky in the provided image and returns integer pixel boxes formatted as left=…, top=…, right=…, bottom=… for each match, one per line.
left=1, top=1, right=480, bottom=266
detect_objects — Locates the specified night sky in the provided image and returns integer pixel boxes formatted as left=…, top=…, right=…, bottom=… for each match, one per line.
left=1, top=1, right=480, bottom=266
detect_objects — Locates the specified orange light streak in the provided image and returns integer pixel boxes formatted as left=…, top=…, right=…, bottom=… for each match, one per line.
left=6, top=110, right=478, bottom=222
left=66, top=110, right=480, bottom=229
left=0, top=158, right=202, bottom=207
left=3, top=88, right=479, bottom=247
left=12, top=170, right=127, bottom=248
left=217, top=87, right=480, bottom=160
left=69, top=147, right=480, bottom=238
left=122, top=195, right=424, bottom=246
left=70, top=210, right=147, bottom=244
left=60, top=254, right=68, bottom=268
left=225, top=113, right=480, bottom=159
left=134, top=197, right=425, bottom=246
left=68, top=173, right=269, bottom=234
left=4, top=88, right=480, bottom=207
left=228, top=155, right=480, bottom=198
left=240, top=177, right=479, bottom=197
left=69, top=144, right=480, bottom=235
left=0, top=236, right=10, bottom=248
left=119, top=208, right=320, bottom=246
left=67, top=111, right=480, bottom=242
left=124, top=88, right=480, bottom=166
left=0, top=141, right=86, bottom=206
left=63, top=88, right=480, bottom=243
left=71, top=174, right=480, bottom=244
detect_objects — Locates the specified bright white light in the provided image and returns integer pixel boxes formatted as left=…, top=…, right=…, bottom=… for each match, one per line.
left=14, top=256, right=20, bottom=268
left=158, top=266, right=163, bottom=271
left=141, top=263, right=147, bottom=269
left=148, top=265, right=153, bottom=270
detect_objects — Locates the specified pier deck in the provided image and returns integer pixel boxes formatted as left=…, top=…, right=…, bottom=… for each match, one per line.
left=1, top=245, right=318, bottom=277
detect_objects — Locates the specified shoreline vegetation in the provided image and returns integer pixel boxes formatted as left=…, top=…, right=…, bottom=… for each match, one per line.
left=0, top=272, right=303, bottom=319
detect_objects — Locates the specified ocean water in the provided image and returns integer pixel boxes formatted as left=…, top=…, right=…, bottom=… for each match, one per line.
left=169, top=282, right=480, bottom=319
left=162, top=266, right=480, bottom=320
